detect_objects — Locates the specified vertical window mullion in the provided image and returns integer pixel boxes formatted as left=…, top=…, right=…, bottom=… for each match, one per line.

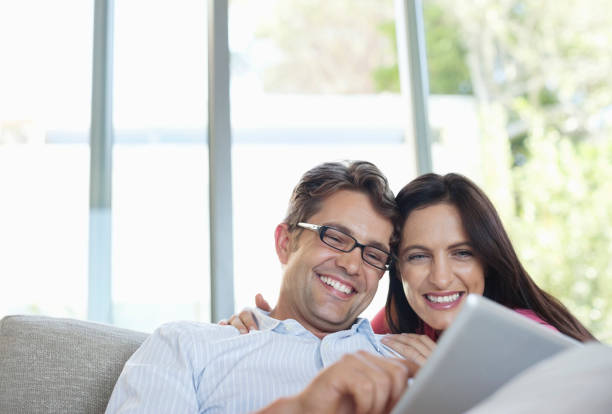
left=208, top=0, right=234, bottom=321
left=88, top=0, right=114, bottom=323
left=394, top=0, right=433, bottom=174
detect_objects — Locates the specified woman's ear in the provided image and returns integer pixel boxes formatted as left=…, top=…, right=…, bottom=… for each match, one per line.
left=274, top=223, right=292, bottom=265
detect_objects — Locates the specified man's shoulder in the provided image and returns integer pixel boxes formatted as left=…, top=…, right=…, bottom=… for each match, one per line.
left=152, top=320, right=242, bottom=343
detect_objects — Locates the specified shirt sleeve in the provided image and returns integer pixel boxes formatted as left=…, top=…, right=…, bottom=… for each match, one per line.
left=105, top=322, right=202, bottom=413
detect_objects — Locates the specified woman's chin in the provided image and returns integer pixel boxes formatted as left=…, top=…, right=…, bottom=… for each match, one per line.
left=426, top=313, right=455, bottom=331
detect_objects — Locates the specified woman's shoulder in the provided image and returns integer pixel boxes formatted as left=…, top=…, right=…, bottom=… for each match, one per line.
left=371, top=307, right=390, bottom=334
left=513, top=308, right=558, bottom=331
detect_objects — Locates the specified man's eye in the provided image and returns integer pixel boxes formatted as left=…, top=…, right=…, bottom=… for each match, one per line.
left=326, top=234, right=345, bottom=244
left=366, top=251, right=386, bottom=263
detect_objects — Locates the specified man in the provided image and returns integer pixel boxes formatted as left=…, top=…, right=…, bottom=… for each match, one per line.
left=105, top=160, right=417, bottom=413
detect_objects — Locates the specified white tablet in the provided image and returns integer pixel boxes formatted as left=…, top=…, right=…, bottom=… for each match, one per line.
left=391, top=294, right=580, bottom=414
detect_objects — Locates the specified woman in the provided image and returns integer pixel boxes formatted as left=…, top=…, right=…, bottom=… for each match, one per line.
left=225, top=173, right=595, bottom=363
left=374, top=173, right=594, bottom=363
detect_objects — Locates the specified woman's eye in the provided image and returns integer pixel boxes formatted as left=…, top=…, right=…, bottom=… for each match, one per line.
left=406, top=253, right=427, bottom=262
left=455, top=250, right=473, bottom=258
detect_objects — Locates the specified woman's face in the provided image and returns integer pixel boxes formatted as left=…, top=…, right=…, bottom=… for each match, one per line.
left=397, top=202, right=485, bottom=331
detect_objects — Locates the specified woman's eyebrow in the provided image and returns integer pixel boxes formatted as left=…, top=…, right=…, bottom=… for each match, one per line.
left=448, top=241, right=473, bottom=249
left=400, top=242, right=473, bottom=254
left=399, top=244, right=430, bottom=254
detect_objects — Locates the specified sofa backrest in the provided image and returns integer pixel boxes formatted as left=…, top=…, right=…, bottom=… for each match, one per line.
left=0, top=315, right=148, bottom=414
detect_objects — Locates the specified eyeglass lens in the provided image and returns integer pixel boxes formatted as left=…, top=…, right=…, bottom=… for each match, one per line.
left=321, top=227, right=389, bottom=269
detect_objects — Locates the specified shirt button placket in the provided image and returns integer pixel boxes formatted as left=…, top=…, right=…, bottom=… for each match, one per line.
left=319, top=338, right=334, bottom=367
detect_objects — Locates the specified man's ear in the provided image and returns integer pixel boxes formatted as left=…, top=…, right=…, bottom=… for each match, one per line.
left=275, top=223, right=292, bottom=265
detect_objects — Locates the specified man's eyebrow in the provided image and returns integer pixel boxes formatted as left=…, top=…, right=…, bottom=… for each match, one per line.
left=325, top=222, right=391, bottom=251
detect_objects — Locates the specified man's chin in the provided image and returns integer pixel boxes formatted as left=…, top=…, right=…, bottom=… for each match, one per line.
left=313, top=310, right=360, bottom=331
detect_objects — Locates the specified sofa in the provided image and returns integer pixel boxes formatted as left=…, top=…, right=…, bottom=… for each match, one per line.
left=0, top=314, right=148, bottom=414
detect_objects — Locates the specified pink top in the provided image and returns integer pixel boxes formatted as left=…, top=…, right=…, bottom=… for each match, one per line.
left=370, top=306, right=557, bottom=340
left=370, top=307, right=390, bottom=334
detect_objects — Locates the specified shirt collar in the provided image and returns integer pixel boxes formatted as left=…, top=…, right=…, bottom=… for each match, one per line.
left=252, top=309, right=381, bottom=348
left=250, top=307, right=282, bottom=331
left=339, top=318, right=385, bottom=353
left=252, top=308, right=318, bottom=337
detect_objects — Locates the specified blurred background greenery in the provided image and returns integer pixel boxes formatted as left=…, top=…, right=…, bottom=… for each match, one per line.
left=413, top=0, right=612, bottom=342
left=423, top=0, right=612, bottom=342
left=247, top=0, right=612, bottom=342
left=2, top=0, right=609, bottom=340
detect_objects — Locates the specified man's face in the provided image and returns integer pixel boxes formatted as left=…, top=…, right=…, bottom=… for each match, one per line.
left=274, top=189, right=393, bottom=337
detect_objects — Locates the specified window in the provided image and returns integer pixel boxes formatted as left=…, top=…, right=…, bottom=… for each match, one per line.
left=0, top=1, right=93, bottom=319
left=111, top=0, right=210, bottom=331
left=229, top=0, right=417, bottom=319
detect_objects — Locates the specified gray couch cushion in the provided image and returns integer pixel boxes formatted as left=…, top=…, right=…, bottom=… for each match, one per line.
left=0, top=315, right=148, bottom=414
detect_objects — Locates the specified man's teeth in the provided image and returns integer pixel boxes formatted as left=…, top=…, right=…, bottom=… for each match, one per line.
left=320, top=275, right=353, bottom=294
left=426, top=293, right=461, bottom=303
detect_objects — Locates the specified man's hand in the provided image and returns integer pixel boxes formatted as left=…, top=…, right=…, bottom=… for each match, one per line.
left=257, top=351, right=419, bottom=414
left=219, top=294, right=272, bottom=333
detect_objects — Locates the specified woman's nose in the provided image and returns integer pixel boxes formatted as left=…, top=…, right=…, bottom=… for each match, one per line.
left=428, top=257, right=453, bottom=289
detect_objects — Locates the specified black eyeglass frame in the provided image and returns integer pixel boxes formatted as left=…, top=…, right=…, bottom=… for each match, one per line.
left=297, top=222, right=393, bottom=272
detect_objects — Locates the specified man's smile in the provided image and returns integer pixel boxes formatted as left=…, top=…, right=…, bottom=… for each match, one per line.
left=317, top=273, right=357, bottom=298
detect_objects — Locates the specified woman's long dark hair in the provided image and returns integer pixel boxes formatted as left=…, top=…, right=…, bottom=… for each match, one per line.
left=386, top=173, right=595, bottom=342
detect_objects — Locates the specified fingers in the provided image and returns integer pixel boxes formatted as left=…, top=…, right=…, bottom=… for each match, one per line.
left=351, top=352, right=413, bottom=414
left=345, top=353, right=386, bottom=414
left=224, top=308, right=260, bottom=334
left=221, top=293, right=272, bottom=334
left=382, top=334, right=434, bottom=363
left=384, top=333, right=436, bottom=353
left=381, top=334, right=436, bottom=366
left=226, top=314, right=249, bottom=334
left=297, top=351, right=413, bottom=414
left=239, top=308, right=260, bottom=331
left=255, top=293, right=272, bottom=312
left=396, top=357, right=422, bottom=379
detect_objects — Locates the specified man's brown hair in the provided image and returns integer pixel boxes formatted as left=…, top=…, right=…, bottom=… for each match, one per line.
left=284, top=160, right=400, bottom=250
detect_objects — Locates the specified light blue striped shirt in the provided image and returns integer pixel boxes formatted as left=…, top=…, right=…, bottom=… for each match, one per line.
left=105, top=309, right=397, bottom=413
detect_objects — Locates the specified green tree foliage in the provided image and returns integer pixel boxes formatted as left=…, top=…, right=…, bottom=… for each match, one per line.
left=252, top=0, right=396, bottom=93
left=374, top=0, right=612, bottom=342
left=372, top=3, right=472, bottom=94
left=511, top=127, right=612, bottom=341
left=247, top=0, right=612, bottom=341
left=431, top=0, right=612, bottom=341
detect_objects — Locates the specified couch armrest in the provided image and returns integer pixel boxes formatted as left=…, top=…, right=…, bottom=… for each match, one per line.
left=0, top=315, right=148, bottom=414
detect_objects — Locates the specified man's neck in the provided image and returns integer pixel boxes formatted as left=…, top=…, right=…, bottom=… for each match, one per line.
left=269, top=305, right=357, bottom=340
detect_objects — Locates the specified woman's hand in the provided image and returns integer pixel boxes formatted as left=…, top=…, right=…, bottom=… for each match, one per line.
left=381, top=334, right=436, bottom=366
left=218, top=293, right=272, bottom=334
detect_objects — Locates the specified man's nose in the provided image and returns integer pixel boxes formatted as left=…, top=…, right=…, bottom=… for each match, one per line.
left=336, top=247, right=362, bottom=276
left=428, top=257, right=453, bottom=289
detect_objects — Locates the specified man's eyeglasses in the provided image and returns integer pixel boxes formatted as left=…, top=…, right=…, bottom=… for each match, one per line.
left=297, top=222, right=392, bottom=272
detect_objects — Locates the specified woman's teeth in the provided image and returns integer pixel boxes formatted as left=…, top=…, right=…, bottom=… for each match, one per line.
left=320, top=275, right=353, bottom=294
left=426, top=293, right=461, bottom=303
